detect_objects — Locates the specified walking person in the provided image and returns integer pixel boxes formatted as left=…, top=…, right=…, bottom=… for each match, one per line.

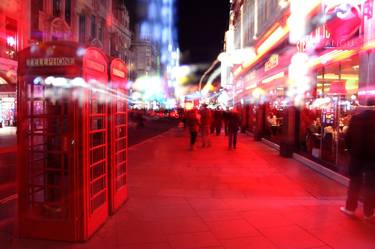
left=223, top=108, right=230, bottom=136
left=213, top=108, right=223, bottom=136
left=228, top=108, right=241, bottom=150
left=340, top=99, right=375, bottom=220
left=186, top=108, right=200, bottom=151
left=199, top=104, right=212, bottom=148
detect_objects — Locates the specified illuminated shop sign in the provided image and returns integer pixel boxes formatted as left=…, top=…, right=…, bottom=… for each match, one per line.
left=324, top=1, right=362, bottom=45
left=86, top=60, right=105, bottom=73
left=26, top=57, right=75, bottom=67
left=112, top=68, right=125, bottom=78
left=297, top=25, right=332, bottom=52
left=297, top=1, right=364, bottom=52
left=264, top=54, right=279, bottom=72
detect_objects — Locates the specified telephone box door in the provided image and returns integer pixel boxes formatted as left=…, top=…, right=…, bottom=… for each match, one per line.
left=82, top=48, right=109, bottom=238
left=108, top=59, right=128, bottom=214
left=17, top=72, right=79, bottom=240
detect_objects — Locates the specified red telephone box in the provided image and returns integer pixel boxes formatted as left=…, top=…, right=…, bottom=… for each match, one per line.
left=108, top=58, right=128, bottom=215
left=17, top=41, right=109, bottom=241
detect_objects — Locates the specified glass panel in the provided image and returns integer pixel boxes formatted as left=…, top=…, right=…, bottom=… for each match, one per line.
left=117, top=126, right=126, bottom=138
left=90, top=146, right=105, bottom=164
left=91, top=117, right=105, bottom=130
left=116, top=115, right=125, bottom=125
left=90, top=132, right=105, bottom=147
left=91, top=162, right=106, bottom=180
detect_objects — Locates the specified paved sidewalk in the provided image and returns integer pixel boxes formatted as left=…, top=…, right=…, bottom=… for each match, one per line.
left=3, top=128, right=375, bottom=249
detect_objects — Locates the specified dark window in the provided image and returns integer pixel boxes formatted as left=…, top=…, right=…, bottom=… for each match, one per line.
left=98, top=19, right=104, bottom=43
left=79, top=14, right=86, bottom=43
left=30, top=0, right=43, bottom=41
left=65, top=0, right=72, bottom=24
left=5, top=17, right=17, bottom=59
left=53, top=0, right=61, bottom=17
left=90, top=15, right=96, bottom=39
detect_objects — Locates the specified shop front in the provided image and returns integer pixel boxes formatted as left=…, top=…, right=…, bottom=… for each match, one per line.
left=237, top=45, right=296, bottom=146
left=297, top=52, right=360, bottom=176
left=0, top=58, right=17, bottom=128
left=294, top=0, right=365, bottom=176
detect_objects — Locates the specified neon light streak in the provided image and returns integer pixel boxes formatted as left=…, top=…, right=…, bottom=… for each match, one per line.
left=262, top=71, right=285, bottom=84
left=245, top=83, right=257, bottom=90
left=233, top=66, right=243, bottom=77
left=257, top=23, right=289, bottom=55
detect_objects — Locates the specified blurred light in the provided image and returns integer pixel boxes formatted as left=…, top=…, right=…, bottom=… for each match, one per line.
left=76, top=47, right=86, bottom=57
left=245, top=83, right=257, bottom=90
left=257, top=22, right=289, bottom=55
left=0, top=77, right=7, bottom=85
left=262, top=72, right=285, bottom=84
left=33, top=76, right=43, bottom=85
left=132, top=91, right=142, bottom=100
left=279, top=0, right=289, bottom=8
left=6, top=36, right=16, bottom=47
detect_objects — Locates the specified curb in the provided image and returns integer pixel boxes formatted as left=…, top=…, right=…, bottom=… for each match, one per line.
left=257, top=136, right=349, bottom=187
left=293, top=153, right=349, bottom=187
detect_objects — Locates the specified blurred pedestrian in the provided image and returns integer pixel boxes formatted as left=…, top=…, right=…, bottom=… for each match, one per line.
left=341, top=98, right=375, bottom=220
left=223, top=108, right=230, bottom=136
left=135, top=109, right=145, bottom=128
left=228, top=108, right=241, bottom=150
left=213, top=108, right=223, bottom=136
left=186, top=108, right=201, bottom=151
left=200, top=104, right=212, bottom=148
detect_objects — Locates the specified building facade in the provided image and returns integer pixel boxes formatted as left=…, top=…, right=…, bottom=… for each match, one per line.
left=0, top=0, right=132, bottom=127
left=229, top=0, right=375, bottom=177
left=0, top=0, right=30, bottom=127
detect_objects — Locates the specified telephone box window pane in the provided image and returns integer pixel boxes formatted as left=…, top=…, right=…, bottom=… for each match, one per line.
left=91, top=117, right=105, bottom=130
left=117, top=127, right=125, bottom=138
left=116, top=162, right=126, bottom=176
left=116, top=175, right=126, bottom=190
left=91, top=191, right=106, bottom=213
left=91, top=100, right=105, bottom=114
left=117, top=102, right=126, bottom=112
left=117, top=115, right=125, bottom=125
left=90, top=132, right=104, bottom=147
left=33, top=101, right=45, bottom=115
left=91, top=176, right=106, bottom=196
left=90, top=147, right=105, bottom=164
left=91, top=162, right=106, bottom=180
left=32, top=85, right=45, bottom=98
left=116, top=152, right=125, bottom=164
left=117, top=139, right=126, bottom=150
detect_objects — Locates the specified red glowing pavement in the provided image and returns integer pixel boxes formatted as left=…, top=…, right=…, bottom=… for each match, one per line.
left=4, top=127, right=375, bottom=249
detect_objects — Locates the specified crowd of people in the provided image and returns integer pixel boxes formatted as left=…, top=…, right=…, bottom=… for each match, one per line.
left=184, top=105, right=241, bottom=151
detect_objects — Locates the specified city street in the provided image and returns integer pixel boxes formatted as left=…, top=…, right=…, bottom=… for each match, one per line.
left=1, top=126, right=374, bottom=249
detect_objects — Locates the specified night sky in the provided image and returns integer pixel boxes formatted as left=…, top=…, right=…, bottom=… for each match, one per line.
left=125, top=0, right=230, bottom=65
left=177, top=0, right=230, bottom=65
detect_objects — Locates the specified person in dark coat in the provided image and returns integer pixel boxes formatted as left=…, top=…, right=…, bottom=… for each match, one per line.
left=341, top=98, right=375, bottom=220
left=228, top=108, right=241, bottom=150
left=199, top=104, right=212, bottom=148
left=223, top=108, right=230, bottom=136
left=213, top=108, right=223, bottom=136
left=186, top=108, right=201, bottom=151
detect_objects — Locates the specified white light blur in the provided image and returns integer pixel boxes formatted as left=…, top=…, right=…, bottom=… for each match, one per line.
left=31, top=76, right=130, bottom=106
left=6, top=36, right=16, bottom=47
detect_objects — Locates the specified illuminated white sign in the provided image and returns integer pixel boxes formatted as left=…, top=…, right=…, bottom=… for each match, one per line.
left=26, top=57, right=75, bottom=67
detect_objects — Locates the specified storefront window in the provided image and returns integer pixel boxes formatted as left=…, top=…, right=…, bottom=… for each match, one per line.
left=298, top=55, right=359, bottom=175
left=264, top=87, right=288, bottom=144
